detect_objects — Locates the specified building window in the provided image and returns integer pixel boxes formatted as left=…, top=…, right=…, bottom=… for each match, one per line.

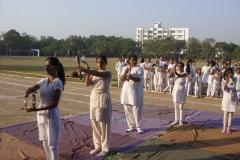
left=158, top=31, right=162, bottom=34
left=171, top=31, right=175, bottom=33
left=137, top=31, right=140, bottom=34
left=177, top=30, right=183, bottom=33
left=163, top=30, right=167, bottom=33
left=149, top=31, right=153, bottom=34
left=144, top=35, right=147, bottom=38
left=178, top=35, right=182, bottom=38
left=144, top=30, right=148, bottom=33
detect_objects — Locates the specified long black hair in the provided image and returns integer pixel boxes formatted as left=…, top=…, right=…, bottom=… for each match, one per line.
left=46, top=57, right=66, bottom=90
left=223, top=67, right=234, bottom=80
left=186, top=59, right=192, bottom=74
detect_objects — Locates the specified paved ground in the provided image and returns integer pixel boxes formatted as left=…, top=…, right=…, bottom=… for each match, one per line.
left=0, top=73, right=240, bottom=129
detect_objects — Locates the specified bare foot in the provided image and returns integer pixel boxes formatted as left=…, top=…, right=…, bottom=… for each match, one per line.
left=164, top=91, right=166, bottom=94
left=221, top=129, right=226, bottom=133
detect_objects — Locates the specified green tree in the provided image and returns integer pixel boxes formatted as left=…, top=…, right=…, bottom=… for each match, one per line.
left=187, top=37, right=201, bottom=59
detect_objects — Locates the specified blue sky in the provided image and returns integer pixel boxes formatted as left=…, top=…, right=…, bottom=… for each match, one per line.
left=0, top=0, right=239, bottom=44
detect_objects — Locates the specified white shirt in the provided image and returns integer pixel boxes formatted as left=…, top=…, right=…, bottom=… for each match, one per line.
left=120, top=65, right=144, bottom=106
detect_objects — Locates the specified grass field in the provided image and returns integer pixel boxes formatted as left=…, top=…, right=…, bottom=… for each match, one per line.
left=0, top=56, right=120, bottom=83
left=0, top=56, right=221, bottom=84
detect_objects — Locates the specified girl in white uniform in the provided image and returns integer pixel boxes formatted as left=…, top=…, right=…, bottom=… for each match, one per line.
left=184, top=59, right=193, bottom=96
left=77, top=55, right=112, bottom=157
left=25, top=57, right=65, bottom=160
left=221, top=68, right=238, bottom=133
left=164, top=69, right=174, bottom=94
left=211, top=68, right=221, bottom=98
left=234, top=67, right=240, bottom=100
left=157, top=66, right=166, bottom=92
left=153, top=61, right=160, bottom=91
left=195, top=68, right=202, bottom=98
left=143, top=57, right=152, bottom=91
left=115, top=57, right=126, bottom=88
left=191, top=60, right=197, bottom=95
left=120, top=55, right=144, bottom=134
left=206, top=61, right=216, bottom=97
left=201, top=60, right=210, bottom=94
left=171, top=62, right=190, bottom=126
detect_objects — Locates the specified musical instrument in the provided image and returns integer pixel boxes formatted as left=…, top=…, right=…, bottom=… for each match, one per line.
left=77, top=56, right=83, bottom=80
left=127, top=66, right=131, bottom=81
left=22, top=91, right=37, bottom=110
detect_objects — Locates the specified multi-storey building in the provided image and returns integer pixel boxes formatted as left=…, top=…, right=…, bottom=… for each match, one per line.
left=136, top=22, right=189, bottom=45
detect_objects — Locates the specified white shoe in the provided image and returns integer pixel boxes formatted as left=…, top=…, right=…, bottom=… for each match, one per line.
left=126, top=128, right=135, bottom=132
left=179, top=122, right=183, bottom=126
left=90, top=148, right=101, bottom=155
left=171, top=121, right=178, bottom=125
left=97, top=151, right=107, bottom=157
left=137, top=128, right=144, bottom=134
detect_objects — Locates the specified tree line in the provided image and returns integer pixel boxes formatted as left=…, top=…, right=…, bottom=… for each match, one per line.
left=0, top=29, right=239, bottom=60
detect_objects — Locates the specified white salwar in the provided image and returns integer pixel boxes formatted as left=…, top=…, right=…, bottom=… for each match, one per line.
left=121, top=65, right=144, bottom=129
left=234, top=73, right=240, bottom=100
left=37, top=78, right=63, bottom=160
left=221, top=78, right=238, bottom=127
left=195, top=74, right=202, bottom=98
left=143, top=62, right=152, bottom=91
left=89, top=70, right=112, bottom=153
left=172, top=72, right=187, bottom=124
left=115, top=61, right=126, bottom=87
left=201, top=65, right=210, bottom=93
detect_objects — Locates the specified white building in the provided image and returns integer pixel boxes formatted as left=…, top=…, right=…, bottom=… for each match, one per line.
left=136, top=22, right=189, bottom=45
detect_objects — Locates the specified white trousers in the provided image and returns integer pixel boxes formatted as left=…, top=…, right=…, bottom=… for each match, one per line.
left=186, top=80, right=193, bottom=95
left=42, top=140, right=59, bottom=160
left=144, top=78, right=150, bottom=91
left=157, top=85, right=164, bottom=92
left=124, top=104, right=142, bottom=129
left=223, top=111, right=233, bottom=127
left=117, top=74, right=123, bottom=87
left=211, top=83, right=219, bottom=97
left=164, top=84, right=173, bottom=93
left=173, top=103, right=184, bottom=123
left=207, top=83, right=213, bottom=96
left=91, top=119, right=110, bottom=152
left=195, top=89, right=202, bottom=98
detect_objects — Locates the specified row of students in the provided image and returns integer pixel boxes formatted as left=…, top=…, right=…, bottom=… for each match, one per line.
left=24, top=56, right=238, bottom=159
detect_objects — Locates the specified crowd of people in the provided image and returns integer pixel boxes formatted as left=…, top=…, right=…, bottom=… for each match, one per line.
left=116, top=56, right=240, bottom=100
left=23, top=55, right=239, bottom=159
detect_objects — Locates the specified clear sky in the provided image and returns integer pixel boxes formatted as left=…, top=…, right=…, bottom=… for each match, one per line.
left=0, top=0, right=239, bottom=44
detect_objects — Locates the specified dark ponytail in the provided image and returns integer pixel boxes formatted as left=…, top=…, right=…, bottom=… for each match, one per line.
left=57, top=62, right=66, bottom=90
left=46, top=57, right=66, bottom=90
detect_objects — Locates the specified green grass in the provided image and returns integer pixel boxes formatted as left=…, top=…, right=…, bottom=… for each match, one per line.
left=0, top=56, right=231, bottom=84
left=0, top=56, right=119, bottom=84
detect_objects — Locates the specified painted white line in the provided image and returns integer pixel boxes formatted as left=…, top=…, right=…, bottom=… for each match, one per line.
left=61, top=98, right=89, bottom=104
left=0, top=108, right=36, bottom=120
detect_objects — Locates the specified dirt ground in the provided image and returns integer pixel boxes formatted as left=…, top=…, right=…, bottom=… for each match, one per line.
left=1, top=73, right=240, bottom=159
left=0, top=73, right=239, bottom=128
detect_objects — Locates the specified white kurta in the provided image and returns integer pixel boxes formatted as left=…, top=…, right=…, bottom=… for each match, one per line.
left=195, top=74, right=202, bottom=90
left=121, top=65, right=144, bottom=129
left=37, top=78, right=63, bottom=146
left=222, top=78, right=238, bottom=112
left=115, top=61, right=126, bottom=78
left=201, top=66, right=210, bottom=83
left=90, top=70, right=112, bottom=152
left=143, top=62, right=152, bottom=79
left=121, top=65, right=144, bottom=106
left=172, top=72, right=187, bottom=104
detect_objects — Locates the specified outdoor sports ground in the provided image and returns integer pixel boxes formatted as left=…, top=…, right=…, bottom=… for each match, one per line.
left=0, top=57, right=240, bottom=160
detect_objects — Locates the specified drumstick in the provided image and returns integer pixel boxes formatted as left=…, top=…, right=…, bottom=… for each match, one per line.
left=77, top=56, right=83, bottom=80
left=127, top=66, right=131, bottom=81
